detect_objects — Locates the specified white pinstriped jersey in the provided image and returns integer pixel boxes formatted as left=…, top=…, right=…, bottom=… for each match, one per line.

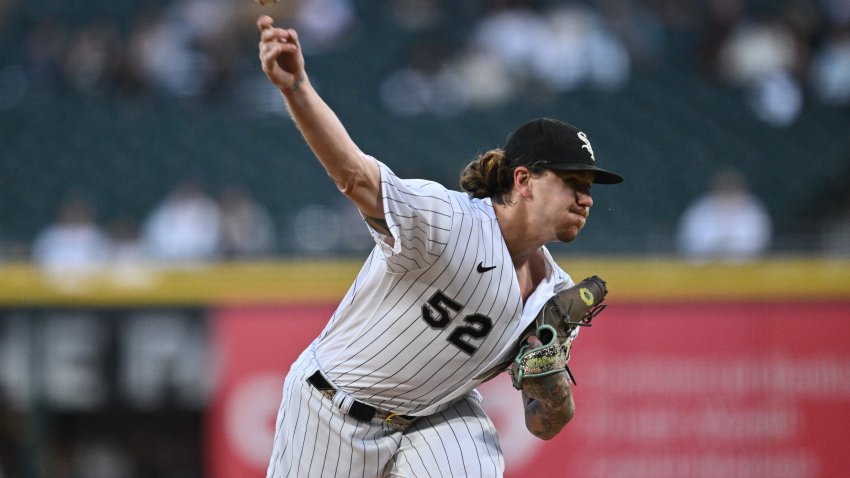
left=312, top=160, right=575, bottom=416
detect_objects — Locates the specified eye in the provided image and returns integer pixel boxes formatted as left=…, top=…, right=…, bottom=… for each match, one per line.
left=564, top=178, right=591, bottom=195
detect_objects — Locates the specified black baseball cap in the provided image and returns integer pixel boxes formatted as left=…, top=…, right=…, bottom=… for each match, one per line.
left=504, top=118, right=624, bottom=184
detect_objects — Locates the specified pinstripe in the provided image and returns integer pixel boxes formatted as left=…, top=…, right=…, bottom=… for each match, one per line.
left=320, top=251, right=381, bottom=341
left=380, top=180, right=452, bottom=207
left=269, top=161, right=571, bottom=478
left=361, top=421, right=374, bottom=478
left=306, top=381, right=325, bottom=476
left=321, top=186, right=525, bottom=411
left=279, top=369, right=308, bottom=467
left=283, top=375, right=310, bottom=476
left=478, top=404, right=504, bottom=474
left=440, top=409, right=473, bottom=476
left=267, top=384, right=287, bottom=477
left=402, top=453, right=422, bottom=478
left=421, top=432, right=446, bottom=478
left=386, top=243, right=518, bottom=400
left=389, top=395, right=504, bottom=478
left=290, top=362, right=320, bottom=477
left=347, top=420, right=361, bottom=478
left=366, top=210, right=471, bottom=336
left=429, top=415, right=455, bottom=475
left=352, top=218, right=482, bottom=401
left=457, top=402, right=484, bottom=477
left=325, top=267, right=432, bottom=376
left=331, top=410, right=346, bottom=477
left=400, top=224, right=449, bottom=245
left=327, top=214, right=471, bottom=381
left=315, top=388, right=338, bottom=477
left=270, top=352, right=406, bottom=478
left=384, top=198, right=453, bottom=220
left=406, top=446, right=426, bottom=478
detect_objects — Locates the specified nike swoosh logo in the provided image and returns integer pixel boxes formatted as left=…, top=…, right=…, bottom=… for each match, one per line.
left=477, top=262, right=497, bottom=273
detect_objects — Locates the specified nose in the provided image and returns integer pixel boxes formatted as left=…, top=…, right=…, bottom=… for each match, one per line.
left=576, top=190, right=593, bottom=208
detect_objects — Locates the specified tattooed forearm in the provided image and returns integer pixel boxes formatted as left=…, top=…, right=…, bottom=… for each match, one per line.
left=523, top=372, right=569, bottom=404
left=522, top=371, right=575, bottom=440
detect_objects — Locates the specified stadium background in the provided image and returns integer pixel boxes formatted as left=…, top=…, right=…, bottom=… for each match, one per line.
left=2, top=0, right=850, bottom=477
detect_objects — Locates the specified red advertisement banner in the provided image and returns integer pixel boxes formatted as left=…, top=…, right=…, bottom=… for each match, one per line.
left=206, top=304, right=334, bottom=478
left=208, top=302, right=850, bottom=478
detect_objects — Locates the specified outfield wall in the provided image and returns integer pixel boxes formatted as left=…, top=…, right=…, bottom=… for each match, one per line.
left=1, top=258, right=849, bottom=478
left=2, top=257, right=849, bottom=306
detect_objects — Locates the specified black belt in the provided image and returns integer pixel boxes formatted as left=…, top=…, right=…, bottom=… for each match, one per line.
left=307, top=371, right=417, bottom=431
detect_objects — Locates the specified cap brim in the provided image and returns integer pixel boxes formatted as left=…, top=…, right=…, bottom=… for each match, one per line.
left=546, top=163, right=624, bottom=184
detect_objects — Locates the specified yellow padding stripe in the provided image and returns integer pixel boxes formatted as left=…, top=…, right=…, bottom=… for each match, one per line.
left=0, top=257, right=848, bottom=306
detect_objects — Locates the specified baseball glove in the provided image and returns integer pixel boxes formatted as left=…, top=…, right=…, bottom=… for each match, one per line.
left=508, top=275, right=608, bottom=389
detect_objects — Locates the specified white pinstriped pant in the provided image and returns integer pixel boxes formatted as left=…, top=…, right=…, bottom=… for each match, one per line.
left=266, top=347, right=505, bottom=478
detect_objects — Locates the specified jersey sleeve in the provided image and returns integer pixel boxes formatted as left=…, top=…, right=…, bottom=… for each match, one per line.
left=366, top=161, right=454, bottom=272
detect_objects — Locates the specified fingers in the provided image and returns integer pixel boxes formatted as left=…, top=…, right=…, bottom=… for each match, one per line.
left=526, top=335, right=543, bottom=347
left=256, top=15, right=273, bottom=32
left=256, top=16, right=303, bottom=89
left=257, top=18, right=298, bottom=64
left=259, top=44, right=281, bottom=73
left=257, top=16, right=298, bottom=44
left=285, top=28, right=300, bottom=48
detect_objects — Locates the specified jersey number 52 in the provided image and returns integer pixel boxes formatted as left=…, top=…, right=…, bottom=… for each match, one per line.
left=422, top=291, right=493, bottom=356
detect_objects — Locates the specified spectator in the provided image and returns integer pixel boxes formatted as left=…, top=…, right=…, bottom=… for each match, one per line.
left=535, top=3, right=631, bottom=92
left=597, top=0, right=665, bottom=68
left=380, top=43, right=466, bottom=116
left=450, top=44, right=516, bottom=108
left=127, top=5, right=218, bottom=98
left=170, top=0, right=241, bottom=95
left=810, top=28, right=850, bottom=106
left=698, top=0, right=745, bottom=77
left=218, top=185, right=277, bottom=258
left=385, top=0, right=446, bottom=32
left=292, top=0, right=358, bottom=53
left=715, top=14, right=804, bottom=125
left=468, top=0, right=549, bottom=87
left=62, top=20, right=120, bottom=95
left=676, top=168, right=773, bottom=261
left=31, top=194, right=110, bottom=272
left=142, top=181, right=221, bottom=263
left=465, top=1, right=630, bottom=97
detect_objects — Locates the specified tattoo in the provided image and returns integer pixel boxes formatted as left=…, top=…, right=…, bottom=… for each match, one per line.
left=527, top=400, right=568, bottom=438
left=285, top=76, right=304, bottom=93
left=522, top=371, right=574, bottom=439
left=523, top=373, right=568, bottom=404
left=364, top=215, right=390, bottom=234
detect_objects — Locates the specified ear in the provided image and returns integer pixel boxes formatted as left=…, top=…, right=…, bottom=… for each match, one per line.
left=513, top=167, right=534, bottom=199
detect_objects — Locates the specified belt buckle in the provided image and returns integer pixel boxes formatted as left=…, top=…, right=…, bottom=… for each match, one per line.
left=383, top=412, right=412, bottom=431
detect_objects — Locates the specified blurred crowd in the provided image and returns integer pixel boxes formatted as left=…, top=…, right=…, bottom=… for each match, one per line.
left=379, top=0, right=850, bottom=125
left=3, top=0, right=850, bottom=267
left=24, top=165, right=778, bottom=275
left=31, top=183, right=277, bottom=271
left=7, top=0, right=358, bottom=100
left=3, top=0, right=850, bottom=122
left=28, top=181, right=376, bottom=275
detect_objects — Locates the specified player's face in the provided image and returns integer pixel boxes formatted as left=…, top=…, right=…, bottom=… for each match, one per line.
left=537, top=170, right=594, bottom=243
